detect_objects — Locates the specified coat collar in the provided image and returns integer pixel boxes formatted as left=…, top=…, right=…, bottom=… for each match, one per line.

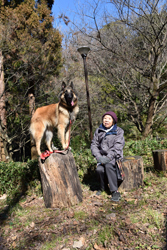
left=99, top=123, right=117, bottom=135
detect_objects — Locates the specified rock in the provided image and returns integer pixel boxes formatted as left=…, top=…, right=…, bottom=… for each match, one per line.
left=73, top=237, right=85, bottom=248
left=106, top=213, right=116, bottom=221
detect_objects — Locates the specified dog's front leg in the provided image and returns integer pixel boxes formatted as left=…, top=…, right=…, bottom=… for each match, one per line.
left=65, top=127, right=70, bottom=149
left=57, top=124, right=67, bottom=149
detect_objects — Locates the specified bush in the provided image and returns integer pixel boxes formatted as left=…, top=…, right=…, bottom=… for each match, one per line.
left=124, top=137, right=167, bottom=156
left=71, top=133, right=97, bottom=180
left=124, top=137, right=167, bottom=169
left=0, top=160, right=40, bottom=196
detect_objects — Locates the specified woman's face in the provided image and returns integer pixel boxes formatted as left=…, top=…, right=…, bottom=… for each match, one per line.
left=102, top=115, right=114, bottom=128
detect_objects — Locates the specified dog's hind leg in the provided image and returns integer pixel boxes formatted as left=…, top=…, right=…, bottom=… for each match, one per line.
left=45, top=127, right=53, bottom=152
left=30, top=121, right=45, bottom=157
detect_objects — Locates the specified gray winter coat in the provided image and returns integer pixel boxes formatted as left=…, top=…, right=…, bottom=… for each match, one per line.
left=91, top=124, right=125, bottom=165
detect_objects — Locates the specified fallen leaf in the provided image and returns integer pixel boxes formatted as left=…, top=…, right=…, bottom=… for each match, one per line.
left=111, top=203, right=119, bottom=206
left=11, top=236, right=17, bottom=241
left=92, top=201, right=103, bottom=206
left=94, top=243, right=106, bottom=250
left=30, top=222, right=35, bottom=228
left=12, top=241, right=16, bottom=248
left=125, top=198, right=136, bottom=202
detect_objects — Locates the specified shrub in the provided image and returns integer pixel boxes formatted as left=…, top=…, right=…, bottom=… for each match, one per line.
left=71, top=133, right=97, bottom=180
left=0, top=160, right=40, bottom=196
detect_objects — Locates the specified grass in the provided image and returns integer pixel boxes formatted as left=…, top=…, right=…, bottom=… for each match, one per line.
left=74, top=210, right=88, bottom=220
left=130, top=207, right=164, bottom=229
left=97, top=224, right=114, bottom=246
left=41, top=237, right=63, bottom=250
left=0, top=172, right=167, bottom=249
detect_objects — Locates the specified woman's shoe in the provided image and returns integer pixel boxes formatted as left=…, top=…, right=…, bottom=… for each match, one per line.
left=111, top=191, right=121, bottom=201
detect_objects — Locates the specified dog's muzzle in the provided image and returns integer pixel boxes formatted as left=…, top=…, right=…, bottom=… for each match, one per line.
left=65, top=93, right=74, bottom=106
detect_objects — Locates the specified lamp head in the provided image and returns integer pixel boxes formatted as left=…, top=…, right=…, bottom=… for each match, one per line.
left=77, top=46, right=90, bottom=58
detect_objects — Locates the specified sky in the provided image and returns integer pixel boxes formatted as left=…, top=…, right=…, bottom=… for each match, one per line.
left=51, top=0, right=118, bottom=34
left=52, top=0, right=79, bottom=31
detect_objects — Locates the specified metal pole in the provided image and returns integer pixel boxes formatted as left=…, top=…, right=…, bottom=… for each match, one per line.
left=82, top=54, right=93, bottom=140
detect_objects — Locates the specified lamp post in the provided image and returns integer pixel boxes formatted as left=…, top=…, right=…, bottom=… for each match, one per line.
left=77, top=46, right=93, bottom=140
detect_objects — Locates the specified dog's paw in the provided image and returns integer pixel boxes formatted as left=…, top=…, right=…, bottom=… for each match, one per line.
left=52, top=143, right=59, bottom=151
left=40, top=151, right=52, bottom=162
left=40, top=153, right=46, bottom=160
left=52, top=146, right=59, bottom=151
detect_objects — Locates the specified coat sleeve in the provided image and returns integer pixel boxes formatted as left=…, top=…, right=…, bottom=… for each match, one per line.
left=91, top=128, right=103, bottom=159
left=106, top=128, right=125, bottom=161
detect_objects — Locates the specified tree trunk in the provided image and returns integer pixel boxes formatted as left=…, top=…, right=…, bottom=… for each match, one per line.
left=0, top=50, right=8, bottom=162
left=142, top=74, right=159, bottom=137
left=38, top=151, right=83, bottom=208
left=142, top=96, right=156, bottom=137
left=28, top=92, right=37, bottom=160
left=119, top=156, right=144, bottom=191
left=152, top=149, right=167, bottom=171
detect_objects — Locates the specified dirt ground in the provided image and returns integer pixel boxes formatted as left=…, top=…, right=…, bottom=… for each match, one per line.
left=0, top=172, right=167, bottom=250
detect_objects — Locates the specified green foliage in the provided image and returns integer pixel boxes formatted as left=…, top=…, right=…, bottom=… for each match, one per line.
left=0, top=160, right=40, bottom=196
left=124, top=137, right=167, bottom=156
left=120, top=122, right=141, bottom=139
left=71, top=133, right=97, bottom=180
left=124, top=137, right=167, bottom=169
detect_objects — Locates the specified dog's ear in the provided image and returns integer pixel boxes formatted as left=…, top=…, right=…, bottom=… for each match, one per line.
left=62, top=82, right=66, bottom=90
left=70, top=81, right=73, bottom=89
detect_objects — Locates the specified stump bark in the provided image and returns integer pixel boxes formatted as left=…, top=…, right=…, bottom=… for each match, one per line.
left=38, top=151, right=83, bottom=208
left=152, top=149, right=167, bottom=171
left=119, top=156, right=144, bottom=191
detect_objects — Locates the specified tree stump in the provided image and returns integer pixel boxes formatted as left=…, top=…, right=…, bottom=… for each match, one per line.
left=152, top=149, right=167, bottom=171
left=119, top=156, right=144, bottom=191
left=38, top=151, right=83, bottom=208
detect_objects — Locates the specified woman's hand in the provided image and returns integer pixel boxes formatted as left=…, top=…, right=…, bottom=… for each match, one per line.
left=97, top=156, right=110, bottom=164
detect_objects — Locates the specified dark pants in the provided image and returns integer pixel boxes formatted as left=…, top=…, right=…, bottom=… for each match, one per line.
left=96, top=163, right=118, bottom=193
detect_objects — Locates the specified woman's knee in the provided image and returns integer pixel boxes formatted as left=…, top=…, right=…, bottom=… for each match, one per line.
left=105, top=163, right=116, bottom=172
left=96, top=164, right=105, bottom=174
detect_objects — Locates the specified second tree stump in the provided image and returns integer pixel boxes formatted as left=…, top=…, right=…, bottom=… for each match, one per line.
left=119, top=156, right=144, bottom=191
left=152, top=149, right=167, bottom=171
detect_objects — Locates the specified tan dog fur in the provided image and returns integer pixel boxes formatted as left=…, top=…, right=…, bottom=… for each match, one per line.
left=30, top=82, right=79, bottom=157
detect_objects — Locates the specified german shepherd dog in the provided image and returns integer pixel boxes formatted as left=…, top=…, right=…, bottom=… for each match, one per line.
left=30, top=82, right=79, bottom=159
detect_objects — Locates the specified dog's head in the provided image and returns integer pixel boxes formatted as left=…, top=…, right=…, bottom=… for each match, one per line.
left=60, top=81, right=78, bottom=107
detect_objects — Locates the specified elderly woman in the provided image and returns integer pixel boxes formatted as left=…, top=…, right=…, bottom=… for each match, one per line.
left=91, top=111, right=125, bottom=202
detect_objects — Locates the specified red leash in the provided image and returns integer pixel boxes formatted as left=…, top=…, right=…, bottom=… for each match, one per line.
left=40, top=120, right=72, bottom=161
